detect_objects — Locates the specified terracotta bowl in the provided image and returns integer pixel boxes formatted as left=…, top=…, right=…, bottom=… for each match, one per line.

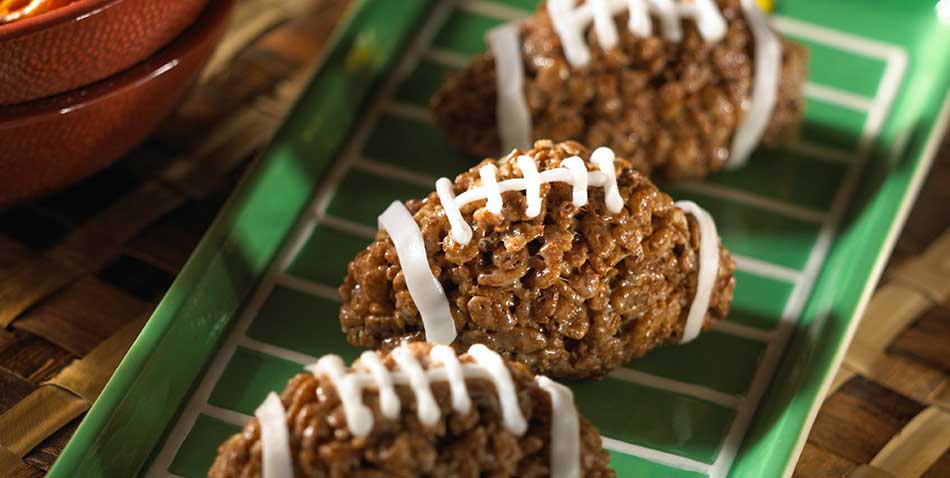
left=0, top=0, right=232, bottom=208
left=0, top=0, right=210, bottom=106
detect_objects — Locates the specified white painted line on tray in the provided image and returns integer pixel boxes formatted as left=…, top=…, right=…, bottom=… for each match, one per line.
left=772, top=16, right=903, bottom=60
left=146, top=206, right=325, bottom=477
left=241, top=336, right=319, bottom=365
left=712, top=320, right=774, bottom=343
left=609, top=368, right=743, bottom=409
left=424, top=48, right=470, bottom=69
left=383, top=101, right=435, bottom=124
left=709, top=39, right=908, bottom=478
left=354, top=157, right=438, bottom=188
left=310, top=2, right=455, bottom=220
left=458, top=0, right=530, bottom=21
left=154, top=472, right=186, bottom=478
left=601, top=437, right=712, bottom=474
left=203, top=404, right=253, bottom=427
left=804, top=82, right=874, bottom=112
left=676, top=181, right=828, bottom=224
left=858, top=52, right=908, bottom=158
left=732, top=254, right=803, bottom=284
left=320, top=214, right=377, bottom=241
left=275, top=272, right=341, bottom=302
left=146, top=5, right=463, bottom=475
left=786, top=140, right=855, bottom=164
left=782, top=93, right=950, bottom=478
left=144, top=278, right=280, bottom=478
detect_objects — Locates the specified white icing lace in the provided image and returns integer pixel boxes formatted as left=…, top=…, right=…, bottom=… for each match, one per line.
left=438, top=148, right=623, bottom=246
left=490, top=0, right=780, bottom=169
left=726, top=0, right=782, bottom=169
left=547, top=0, right=727, bottom=68
left=674, top=200, right=720, bottom=343
left=536, top=376, right=581, bottom=478
left=489, top=22, right=533, bottom=154
left=297, top=343, right=580, bottom=477
left=378, top=148, right=719, bottom=351
left=255, top=392, right=293, bottom=478
left=378, top=201, right=457, bottom=344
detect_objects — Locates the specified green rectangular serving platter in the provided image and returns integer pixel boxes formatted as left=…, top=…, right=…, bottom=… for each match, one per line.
left=51, top=1, right=950, bottom=477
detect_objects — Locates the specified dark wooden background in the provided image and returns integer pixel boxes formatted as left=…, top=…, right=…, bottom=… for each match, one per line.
left=0, top=1, right=946, bottom=476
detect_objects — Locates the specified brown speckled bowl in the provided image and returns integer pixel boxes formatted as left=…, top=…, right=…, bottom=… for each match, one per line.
left=0, top=0, right=210, bottom=106
left=0, top=0, right=232, bottom=208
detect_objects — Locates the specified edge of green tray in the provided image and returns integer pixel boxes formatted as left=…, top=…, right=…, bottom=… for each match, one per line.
left=786, top=94, right=950, bottom=475
left=48, top=0, right=434, bottom=476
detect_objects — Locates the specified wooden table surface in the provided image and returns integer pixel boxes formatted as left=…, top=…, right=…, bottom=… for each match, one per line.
left=0, top=1, right=946, bottom=476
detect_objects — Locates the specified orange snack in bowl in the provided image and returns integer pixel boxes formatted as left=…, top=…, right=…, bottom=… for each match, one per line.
left=0, top=0, right=78, bottom=24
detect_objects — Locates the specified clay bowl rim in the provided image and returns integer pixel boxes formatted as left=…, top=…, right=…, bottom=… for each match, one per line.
left=0, top=0, right=230, bottom=128
left=0, top=0, right=131, bottom=40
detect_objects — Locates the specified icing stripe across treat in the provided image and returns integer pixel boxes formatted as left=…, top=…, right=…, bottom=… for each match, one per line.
left=727, top=0, right=782, bottom=169
left=393, top=147, right=721, bottom=349
left=674, top=200, right=721, bottom=343
left=391, top=345, right=441, bottom=426
left=303, top=344, right=578, bottom=476
left=547, top=0, right=727, bottom=67
left=517, top=155, right=543, bottom=217
left=488, top=22, right=533, bottom=154
left=378, top=201, right=457, bottom=344
left=359, top=350, right=401, bottom=418
left=467, top=343, right=529, bottom=435
left=590, top=147, right=624, bottom=213
left=439, top=149, right=623, bottom=246
left=536, top=376, right=581, bottom=478
left=306, top=355, right=374, bottom=437
left=429, top=344, right=473, bottom=414
left=490, top=1, right=778, bottom=170
left=255, top=392, right=293, bottom=478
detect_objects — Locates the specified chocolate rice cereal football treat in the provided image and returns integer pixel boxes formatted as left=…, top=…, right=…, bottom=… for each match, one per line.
left=209, top=342, right=614, bottom=478
left=431, top=0, right=808, bottom=181
left=339, top=140, right=736, bottom=379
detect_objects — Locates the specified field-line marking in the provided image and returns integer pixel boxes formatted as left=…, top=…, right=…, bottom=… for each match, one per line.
left=320, top=214, right=377, bottom=240
left=275, top=272, right=342, bottom=302
left=601, top=437, right=712, bottom=474
left=712, top=320, right=774, bottom=343
left=782, top=93, right=950, bottom=478
left=240, top=336, right=319, bottom=366
left=772, top=16, right=902, bottom=60
left=146, top=207, right=324, bottom=478
left=202, top=404, right=253, bottom=427
left=310, top=2, right=455, bottom=219
left=144, top=3, right=459, bottom=475
left=457, top=0, right=530, bottom=21
left=383, top=101, right=435, bottom=124
left=710, top=40, right=908, bottom=478
left=144, top=279, right=279, bottom=477
left=355, top=157, right=438, bottom=188
left=424, top=48, right=470, bottom=69
left=731, top=254, right=803, bottom=283
left=804, top=82, right=873, bottom=112
left=609, top=368, right=743, bottom=409
left=676, top=181, right=828, bottom=223
left=786, top=140, right=854, bottom=164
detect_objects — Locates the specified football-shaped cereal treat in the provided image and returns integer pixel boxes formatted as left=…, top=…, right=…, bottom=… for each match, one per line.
left=339, top=140, right=735, bottom=379
left=431, top=0, right=808, bottom=180
left=209, top=342, right=614, bottom=478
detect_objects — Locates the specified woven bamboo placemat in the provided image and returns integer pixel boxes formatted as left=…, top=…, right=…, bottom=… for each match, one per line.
left=0, top=1, right=946, bottom=476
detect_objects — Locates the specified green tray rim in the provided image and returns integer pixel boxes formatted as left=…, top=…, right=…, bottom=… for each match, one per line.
left=49, top=0, right=436, bottom=475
